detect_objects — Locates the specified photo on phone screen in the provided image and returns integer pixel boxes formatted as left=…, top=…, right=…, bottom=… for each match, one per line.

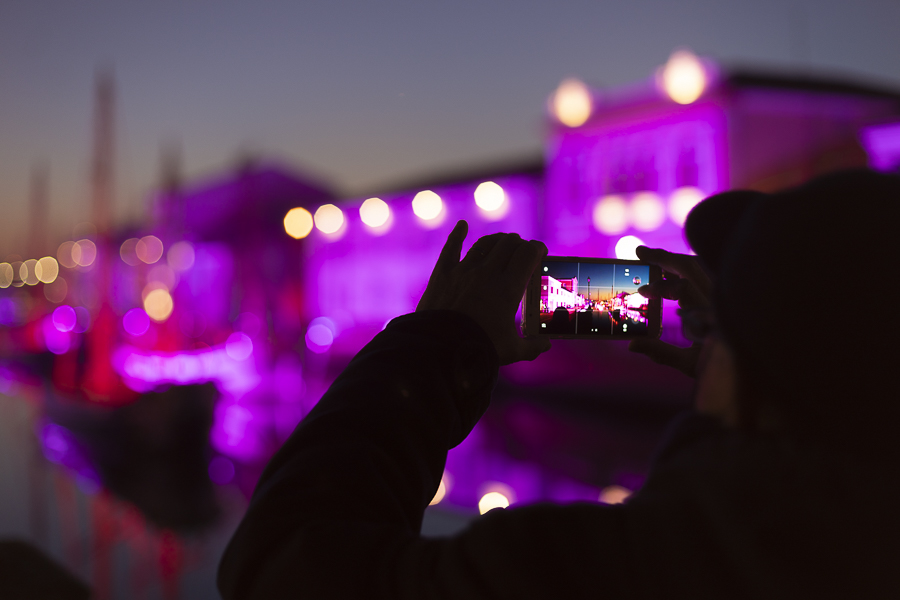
left=538, top=261, right=652, bottom=336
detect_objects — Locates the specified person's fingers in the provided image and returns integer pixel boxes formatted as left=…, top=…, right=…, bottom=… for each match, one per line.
left=504, top=240, right=547, bottom=294
left=638, top=278, right=706, bottom=308
left=482, top=233, right=523, bottom=271
left=434, top=220, right=468, bottom=273
left=628, top=339, right=701, bottom=377
left=635, top=246, right=712, bottom=298
left=461, top=233, right=505, bottom=268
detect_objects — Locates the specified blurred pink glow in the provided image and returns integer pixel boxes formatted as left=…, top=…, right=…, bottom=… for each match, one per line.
left=52, top=305, right=77, bottom=332
left=42, top=316, right=71, bottom=354
left=122, top=307, right=150, bottom=337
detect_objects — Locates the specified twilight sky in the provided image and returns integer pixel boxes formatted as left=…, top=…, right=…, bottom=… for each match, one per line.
left=2, top=0, right=900, bottom=256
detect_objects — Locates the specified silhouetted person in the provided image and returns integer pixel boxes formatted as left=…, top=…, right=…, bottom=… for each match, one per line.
left=219, top=170, right=900, bottom=599
left=548, top=305, right=573, bottom=334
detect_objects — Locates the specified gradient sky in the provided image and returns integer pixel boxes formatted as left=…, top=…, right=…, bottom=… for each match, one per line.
left=2, top=1, right=900, bottom=255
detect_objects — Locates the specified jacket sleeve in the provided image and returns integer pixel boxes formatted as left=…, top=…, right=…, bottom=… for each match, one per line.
left=217, top=310, right=634, bottom=599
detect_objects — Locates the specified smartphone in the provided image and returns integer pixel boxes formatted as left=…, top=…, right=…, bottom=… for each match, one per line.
left=522, top=256, right=662, bottom=339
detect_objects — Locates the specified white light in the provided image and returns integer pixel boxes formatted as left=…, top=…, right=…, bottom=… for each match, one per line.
left=478, top=491, right=510, bottom=514
left=135, top=236, right=163, bottom=264
left=315, top=204, right=345, bottom=235
left=668, top=186, right=705, bottom=226
left=412, top=190, right=443, bottom=221
left=429, top=472, right=453, bottom=506
left=359, top=197, right=390, bottom=228
left=599, top=485, right=632, bottom=505
left=143, top=288, right=174, bottom=322
left=72, top=239, right=98, bottom=267
left=284, top=207, right=314, bottom=239
left=630, top=192, right=666, bottom=231
left=474, top=181, right=505, bottom=212
left=0, top=263, right=12, bottom=288
left=615, top=235, right=645, bottom=260
left=662, top=49, right=706, bottom=105
left=552, top=78, right=592, bottom=127
left=593, top=195, right=629, bottom=235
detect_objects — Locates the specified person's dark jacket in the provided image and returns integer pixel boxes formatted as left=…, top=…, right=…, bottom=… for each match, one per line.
left=218, top=310, right=900, bottom=599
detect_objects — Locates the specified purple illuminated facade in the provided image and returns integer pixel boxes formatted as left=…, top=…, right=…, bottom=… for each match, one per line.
left=4, top=57, right=900, bottom=520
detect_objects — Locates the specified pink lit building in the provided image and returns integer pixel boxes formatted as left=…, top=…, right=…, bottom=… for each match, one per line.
left=541, top=275, right=585, bottom=311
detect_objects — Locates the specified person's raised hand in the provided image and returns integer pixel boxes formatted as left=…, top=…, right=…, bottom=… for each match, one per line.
left=627, top=246, right=713, bottom=377
left=417, top=220, right=551, bottom=365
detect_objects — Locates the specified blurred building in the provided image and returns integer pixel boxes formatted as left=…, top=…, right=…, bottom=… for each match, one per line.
left=2, top=52, right=900, bottom=594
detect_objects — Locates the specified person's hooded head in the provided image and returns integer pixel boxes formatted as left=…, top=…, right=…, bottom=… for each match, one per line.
left=685, top=169, right=900, bottom=456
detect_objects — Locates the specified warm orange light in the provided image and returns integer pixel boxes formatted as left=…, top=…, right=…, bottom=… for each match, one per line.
left=599, top=485, right=632, bottom=505
left=412, top=191, right=443, bottom=221
left=143, top=287, right=174, bottom=322
left=120, top=238, right=141, bottom=266
left=0, top=263, right=12, bottom=288
left=630, top=192, right=666, bottom=231
left=478, top=492, right=510, bottom=514
left=552, top=78, right=592, bottom=127
left=284, top=207, right=314, bottom=239
left=135, top=236, right=164, bottom=264
left=36, top=256, right=59, bottom=284
left=429, top=471, right=454, bottom=506
left=592, top=195, right=629, bottom=235
left=57, top=241, right=77, bottom=269
left=662, top=49, right=706, bottom=105
left=668, top=186, right=705, bottom=226
left=21, top=259, right=39, bottom=285
left=71, top=239, right=97, bottom=267
left=359, top=198, right=390, bottom=229
left=314, top=204, right=344, bottom=235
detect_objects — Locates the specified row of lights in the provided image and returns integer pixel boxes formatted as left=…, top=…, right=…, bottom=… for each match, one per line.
left=552, top=49, right=708, bottom=128
left=593, top=186, right=705, bottom=235
left=283, top=181, right=509, bottom=240
left=427, top=472, right=633, bottom=514
left=0, top=256, right=60, bottom=288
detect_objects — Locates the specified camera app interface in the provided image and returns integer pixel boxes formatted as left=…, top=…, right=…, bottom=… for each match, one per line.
left=539, top=261, right=650, bottom=336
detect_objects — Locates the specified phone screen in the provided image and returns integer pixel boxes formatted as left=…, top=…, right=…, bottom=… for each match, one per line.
left=537, top=260, right=652, bottom=336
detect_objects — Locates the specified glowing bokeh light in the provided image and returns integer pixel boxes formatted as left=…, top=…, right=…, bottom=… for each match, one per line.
left=599, top=485, right=632, bottom=505
left=167, top=241, right=195, bottom=272
left=71, top=239, right=97, bottom=267
left=57, top=241, right=77, bottom=269
left=615, top=235, right=646, bottom=260
left=474, top=181, right=506, bottom=212
left=412, top=190, right=443, bottom=221
left=122, top=308, right=151, bottom=337
left=208, top=456, right=235, bottom=485
left=429, top=471, right=454, bottom=506
left=359, top=198, right=390, bottom=229
left=478, top=491, right=510, bottom=514
left=630, top=192, right=666, bottom=231
left=52, top=305, right=77, bottom=332
left=592, top=195, right=629, bottom=235
left=284, top=207, right=314, bottom=239
left=225, top=332, right=254, bottom=361
left=72, top=307, right=91, bottom=334
left=0, top=263, right=12, bottom=288
left=313, top=204, right=344, bottom=235
left=305, top=324, right=334, bottom=354
left=21, top=259, right=39, bottom=285
left=42, top=316, right=70, bottom=355
left=552, top=78, right=592, bottom=127
left=35, top=257, right=59, bottom=284
left=143, top=288, right=174, bottom=322
left=136, top=235, right=164, bottom=264
left=119, top=238, right=140, bottom=266
left=668, top=186, right=705, bottom=226
left=43, top=278, right=67, bottom=303
left=662, top=49, right=706, bottom=105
